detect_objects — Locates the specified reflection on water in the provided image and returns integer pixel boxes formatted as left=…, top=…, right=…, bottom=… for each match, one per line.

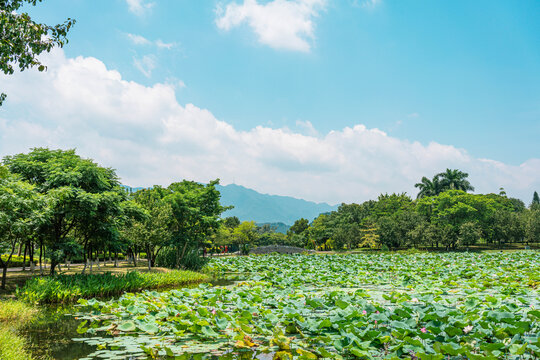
left=21, top=305, right=95, bottom=360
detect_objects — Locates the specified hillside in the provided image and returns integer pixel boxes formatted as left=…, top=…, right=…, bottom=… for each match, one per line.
left=217, top=184, right=338, bottom=225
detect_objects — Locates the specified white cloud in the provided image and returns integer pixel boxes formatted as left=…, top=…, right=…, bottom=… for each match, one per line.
left=296, top=120, right=318, bottom=136
left=216, top=0, right=326, bottom=52
left=126, top=33, right=151, bottom=45
left=126, top=33, right=175, bottom=50
left=155, top=40, right=174, bottom=50
left=133, top=55, right=156, bottom=78
left=1, top=49, right=539, bottom=204
left=126, top=0, right=154, bottom=16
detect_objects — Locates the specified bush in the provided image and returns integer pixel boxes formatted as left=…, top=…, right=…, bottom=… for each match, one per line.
left=155, top=247, right=209, bottom=271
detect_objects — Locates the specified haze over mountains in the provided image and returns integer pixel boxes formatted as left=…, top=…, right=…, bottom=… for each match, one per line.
left=216, top=184, right=338, bottom=225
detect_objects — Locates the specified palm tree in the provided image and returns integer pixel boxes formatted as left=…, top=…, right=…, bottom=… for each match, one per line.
left=414, top=176, right=442, bottom=199
left=436, top=169, right=474, bottom=192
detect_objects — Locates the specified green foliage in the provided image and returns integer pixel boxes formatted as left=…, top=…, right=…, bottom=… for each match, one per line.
left=287, top=218, right=309, bottom=237
left=532, top=191, right=540, bottom=210
left=0, top=0, right=75, bottom=106
left=0, top=175, right=44, bottom=287
left=155, top=247, right=209, bottom=271
left=73, top=252, right=540, bottom=359
left=232, top=221, right=257, bottom=254
left=415, top=169, right=474, bottom=199
left=3, top=148, right=130, bottom=274
left=17, top=270, right=209, bottom=304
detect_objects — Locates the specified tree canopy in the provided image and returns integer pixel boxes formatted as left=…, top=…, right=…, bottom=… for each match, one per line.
left=0, top=0, right=75, bottom=105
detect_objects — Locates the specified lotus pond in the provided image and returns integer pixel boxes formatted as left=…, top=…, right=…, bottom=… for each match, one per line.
left=73, top=252, right=540, bottom=359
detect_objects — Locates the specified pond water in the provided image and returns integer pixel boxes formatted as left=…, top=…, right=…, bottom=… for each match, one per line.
left=22, top=305, right=95, bottom=360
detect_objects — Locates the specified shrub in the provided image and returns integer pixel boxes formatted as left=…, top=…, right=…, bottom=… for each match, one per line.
left=155, top=247, right=209, bottom=271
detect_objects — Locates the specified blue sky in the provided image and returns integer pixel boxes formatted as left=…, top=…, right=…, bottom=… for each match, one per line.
left=1, top=0, right=539, bottom=204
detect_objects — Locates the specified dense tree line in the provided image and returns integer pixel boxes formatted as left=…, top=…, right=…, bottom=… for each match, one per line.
left=279, top=172, right=540, bottom=252
left=0, top=148, right=226, bottom=288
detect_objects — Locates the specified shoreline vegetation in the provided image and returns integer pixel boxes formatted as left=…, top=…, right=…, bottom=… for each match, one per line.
left=17, top=269, right=210, bottom=305
left=0, top=300, right=37, bottom=360
left=0, top=266, right=210, bottom=360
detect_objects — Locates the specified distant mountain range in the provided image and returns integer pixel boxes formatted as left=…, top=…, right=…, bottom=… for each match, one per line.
left=122, top=184, right=338, bottom=226
left=217, top=184, right=338, bottom=225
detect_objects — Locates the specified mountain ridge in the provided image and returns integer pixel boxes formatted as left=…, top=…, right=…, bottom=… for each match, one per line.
left=217, top=184, right=338, bottom=225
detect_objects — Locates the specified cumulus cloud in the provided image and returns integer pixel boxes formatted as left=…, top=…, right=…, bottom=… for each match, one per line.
left=215, top=0, right=326, bottom=52
left=1, top=50, right=538, bottom=204
left=126, top=0, right=154, bottom=16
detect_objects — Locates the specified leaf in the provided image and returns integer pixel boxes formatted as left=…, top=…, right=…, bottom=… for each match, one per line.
left=117, top=321, right=136, bottom=332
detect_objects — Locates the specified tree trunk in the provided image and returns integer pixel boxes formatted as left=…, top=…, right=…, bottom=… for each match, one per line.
left=131, top=249, right=137, bottom=267
left=1, top=265, right=7, bottom=290
left=22, top=243, right=28, bottom=271
left=82, top=240, right=88, bottom=274
left=29, top=242, right=34, bottom=271
left=39, top=240, right=43, bottom=275
left=49, top=261, right=57, bottom=276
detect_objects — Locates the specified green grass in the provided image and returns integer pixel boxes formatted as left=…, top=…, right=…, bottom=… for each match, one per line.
left=17, top=270, right=210, bottom=304
left=0, top=299, right=37, bottom=324
left=0, top=300, right=38, bottom=360
left=0, top=326, right=33, bottom=360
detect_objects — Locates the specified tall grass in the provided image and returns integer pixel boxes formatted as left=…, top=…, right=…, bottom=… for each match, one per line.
left=17, top=270, right=210, bottom=304
left=0, top=300, right=37, bottom=360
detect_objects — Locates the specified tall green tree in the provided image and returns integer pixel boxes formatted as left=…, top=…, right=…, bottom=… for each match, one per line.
left=3, top=148, right=124, bottom=274
left=437, top=169, right=475, bottom=192
left=1, top=0, right=75, bottom=105
left=414, top=176, right=443, bottom=199
left=531, top=191, right=540, bottom=210
left=128, top=188, right=173, bottom=269
left=0, top=175, right=44, bottom=288
left=164, top=180, right=227, bottom=267
left=232, top=221, right=258, bottom=255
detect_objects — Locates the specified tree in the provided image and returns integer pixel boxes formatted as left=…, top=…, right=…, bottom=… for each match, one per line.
left=415, top=169, right=474, bottom=199
left=287, top=218, right=309, bottom=237
left=1, top=0, right=75, bottom=105
left=123, top=188, right=171, bottom=270
left=458, top=221, right=482, bottom=248
left=164, top=180, right=227, bottom=267
left=414, top=176, right=443, bottom=199
left=0, top=175, right=44, bottom=288
left=437, top=169, right=475, bottom=192
left=232, top=221, right=258, bottom=255
left=531, top=191, right=540, bottom=210
left=223, top=216, right=240, bottom=229
left=524, top=209, right=540, bottom=245
left=3, top=148, right=124, bottom=274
